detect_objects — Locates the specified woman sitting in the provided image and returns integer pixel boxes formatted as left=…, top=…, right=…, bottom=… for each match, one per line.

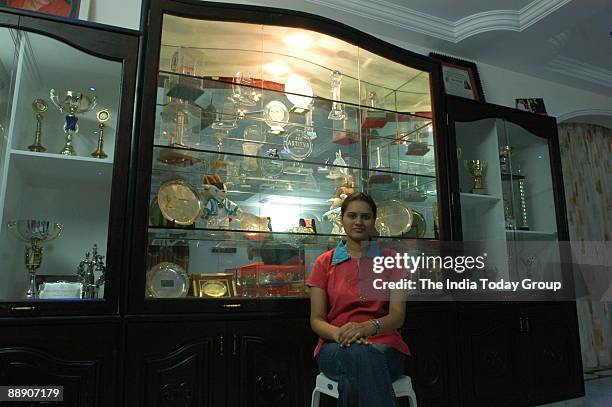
left=307, top=192, right=409, bottom=407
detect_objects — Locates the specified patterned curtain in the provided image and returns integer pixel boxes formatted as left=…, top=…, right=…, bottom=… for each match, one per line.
left=558, top=123, right=612, bottom=372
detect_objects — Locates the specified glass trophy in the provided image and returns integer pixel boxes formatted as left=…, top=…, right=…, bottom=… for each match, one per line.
left=263, top=100, right=289, bottom=134
left=305, top=106, right=317, bottom=140
left=7, top=220, right=63, bottom=299
left=50, top=89, right=97, bottom=156
left=361, top=91, right=387, bottom=129
left=232, top=72, right=260, bottom=106
left=242, top=124, right=266, bottom=171
left=158, top=48, right=203, bottom=164
left=283, top=127, right=313, bottom=174
left=328, top=70, right=346, bottom=121
left=368, top=146, right=393, bottom=184
left=212, top=99, right=238, bottom=130
left=260, top=148, right=284, bottom=179
left=285, top=75, right=313, bottom=114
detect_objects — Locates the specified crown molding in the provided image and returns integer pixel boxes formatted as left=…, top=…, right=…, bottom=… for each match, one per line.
left=304, top=0, right=572, bottom=43
left=558, top=109, right=612, bottom=123
left=547, top=56, right=612, bottom=88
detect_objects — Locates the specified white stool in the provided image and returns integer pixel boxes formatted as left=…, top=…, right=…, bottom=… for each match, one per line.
left=311, top=372, right=418, bottom=407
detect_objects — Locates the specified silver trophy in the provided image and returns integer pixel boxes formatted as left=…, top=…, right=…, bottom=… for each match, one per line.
left=7, top=220, right=63, bottom=299
left=50, top=89, right=97, bottom=156
left=77, top=244, right=106, bottom=299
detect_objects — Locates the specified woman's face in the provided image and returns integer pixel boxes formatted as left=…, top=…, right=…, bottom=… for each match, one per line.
left=341, top=200, right=375, bottom=242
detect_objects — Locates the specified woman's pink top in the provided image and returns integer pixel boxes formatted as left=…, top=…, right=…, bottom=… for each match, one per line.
left=306, top=240, right=410, bottom=357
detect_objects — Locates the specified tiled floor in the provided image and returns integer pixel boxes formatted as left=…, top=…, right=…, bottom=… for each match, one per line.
left=537, top=376, right=612, bottom=407
left=583, top=376, right=612, bottom=407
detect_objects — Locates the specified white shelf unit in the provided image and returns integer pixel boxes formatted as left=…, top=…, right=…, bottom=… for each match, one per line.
left=0, top=30, right=121, bottom=300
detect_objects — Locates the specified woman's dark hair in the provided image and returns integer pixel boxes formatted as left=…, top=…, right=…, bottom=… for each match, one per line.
left=341, top=192, right=377, bottom=219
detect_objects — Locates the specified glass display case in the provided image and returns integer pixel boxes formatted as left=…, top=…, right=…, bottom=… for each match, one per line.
left=136, top=10, right=445, bottom=305
left=0, top=12, right=137, bottom=311
left=447, top=96, right=572, bottom=298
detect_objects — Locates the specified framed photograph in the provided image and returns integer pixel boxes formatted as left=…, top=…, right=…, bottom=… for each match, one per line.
left=190, top=273, right=237, bottom=298
left=515, top=98, right=548, bottom=116
left=0, top=0, right=90, bottom=19
left=429, top=53, right=485, bottom=101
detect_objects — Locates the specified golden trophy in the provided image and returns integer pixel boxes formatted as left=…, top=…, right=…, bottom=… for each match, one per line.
left=50, top=89, right=97, bottom=156
left=91, top=108, right=111, bottom=159
left=464, top=159, right=488, bottom=194
left=28, top=99, right=48, bottom=152
left=7, top=220, right=63, bottom=299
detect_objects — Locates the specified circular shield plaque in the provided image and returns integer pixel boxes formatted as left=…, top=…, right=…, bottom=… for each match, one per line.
left=283, top=129, right=313, bottom=161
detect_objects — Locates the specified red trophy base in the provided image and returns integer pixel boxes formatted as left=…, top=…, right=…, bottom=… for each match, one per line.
left=333, top=131, right=359, bottom=145
left=368, top=174, right=393, bottom=184
left=361, top=111, right=388, bottom=129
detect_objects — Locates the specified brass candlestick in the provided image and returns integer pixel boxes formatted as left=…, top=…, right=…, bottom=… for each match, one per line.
left=91, top=109, right=111, bottom=159
left=28, top=99, right=48, bottom=152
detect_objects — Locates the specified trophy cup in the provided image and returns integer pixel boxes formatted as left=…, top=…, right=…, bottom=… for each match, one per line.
left=28, top=99, right=48, bottom=152
left=7, top=220, right=63, bottom=299
left=464, top=159, right=488, bottom=194
left=91, top=108, right=111, bottom=159
left=328, top=70, right=346, bottom=121
left=50, top=89, right=97, bottom=156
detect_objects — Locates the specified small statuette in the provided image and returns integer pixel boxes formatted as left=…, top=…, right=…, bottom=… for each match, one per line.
left=28, top=99, right=48, bottom=152
left=91, top=108, right=111, bottom=159
left=77, top=244, right=106, bottom=299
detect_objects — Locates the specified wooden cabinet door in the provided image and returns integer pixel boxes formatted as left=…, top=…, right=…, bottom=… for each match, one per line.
left=124, top=320, right=226, bottom=407
left=522, top=302, right=584, bottom=405
left=0, top=320, right=121, bottom=407
left=404, top=304, right=459, bottom=407
left=228, top=319, right=315, bottom=407
left=456, top=304, right=523, bottom=407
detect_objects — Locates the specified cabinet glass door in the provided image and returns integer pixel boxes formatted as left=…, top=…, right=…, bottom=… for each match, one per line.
left=454, top=118, right=509, bottom=279
left=0, top=28, right=123, bottom=302
left=452, top=106, right=567, bottom=296
left=500, top=121, right=561, bottom=284
left=142, top=14, right=441, bottom=301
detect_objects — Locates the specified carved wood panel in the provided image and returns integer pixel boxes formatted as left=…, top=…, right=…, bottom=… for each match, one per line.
left=457, top=304, right=522, bottom=407
left=125, top=321, right=226, bottom=407
left=0, top=347, right=99, bottom=407
left=229, top=319, right=314, bottom=407
left=404, top=304, right=458, bottom=407
left=0, top=321, right=120, bottom=407
left=523, top=303, right=584, bottom=404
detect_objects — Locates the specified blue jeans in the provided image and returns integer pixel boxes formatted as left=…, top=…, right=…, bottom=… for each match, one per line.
left=316, top=342, right=405, bottom=407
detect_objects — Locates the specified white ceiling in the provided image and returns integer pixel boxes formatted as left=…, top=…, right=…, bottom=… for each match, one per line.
left=303, top=0, right=612, bottom=98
